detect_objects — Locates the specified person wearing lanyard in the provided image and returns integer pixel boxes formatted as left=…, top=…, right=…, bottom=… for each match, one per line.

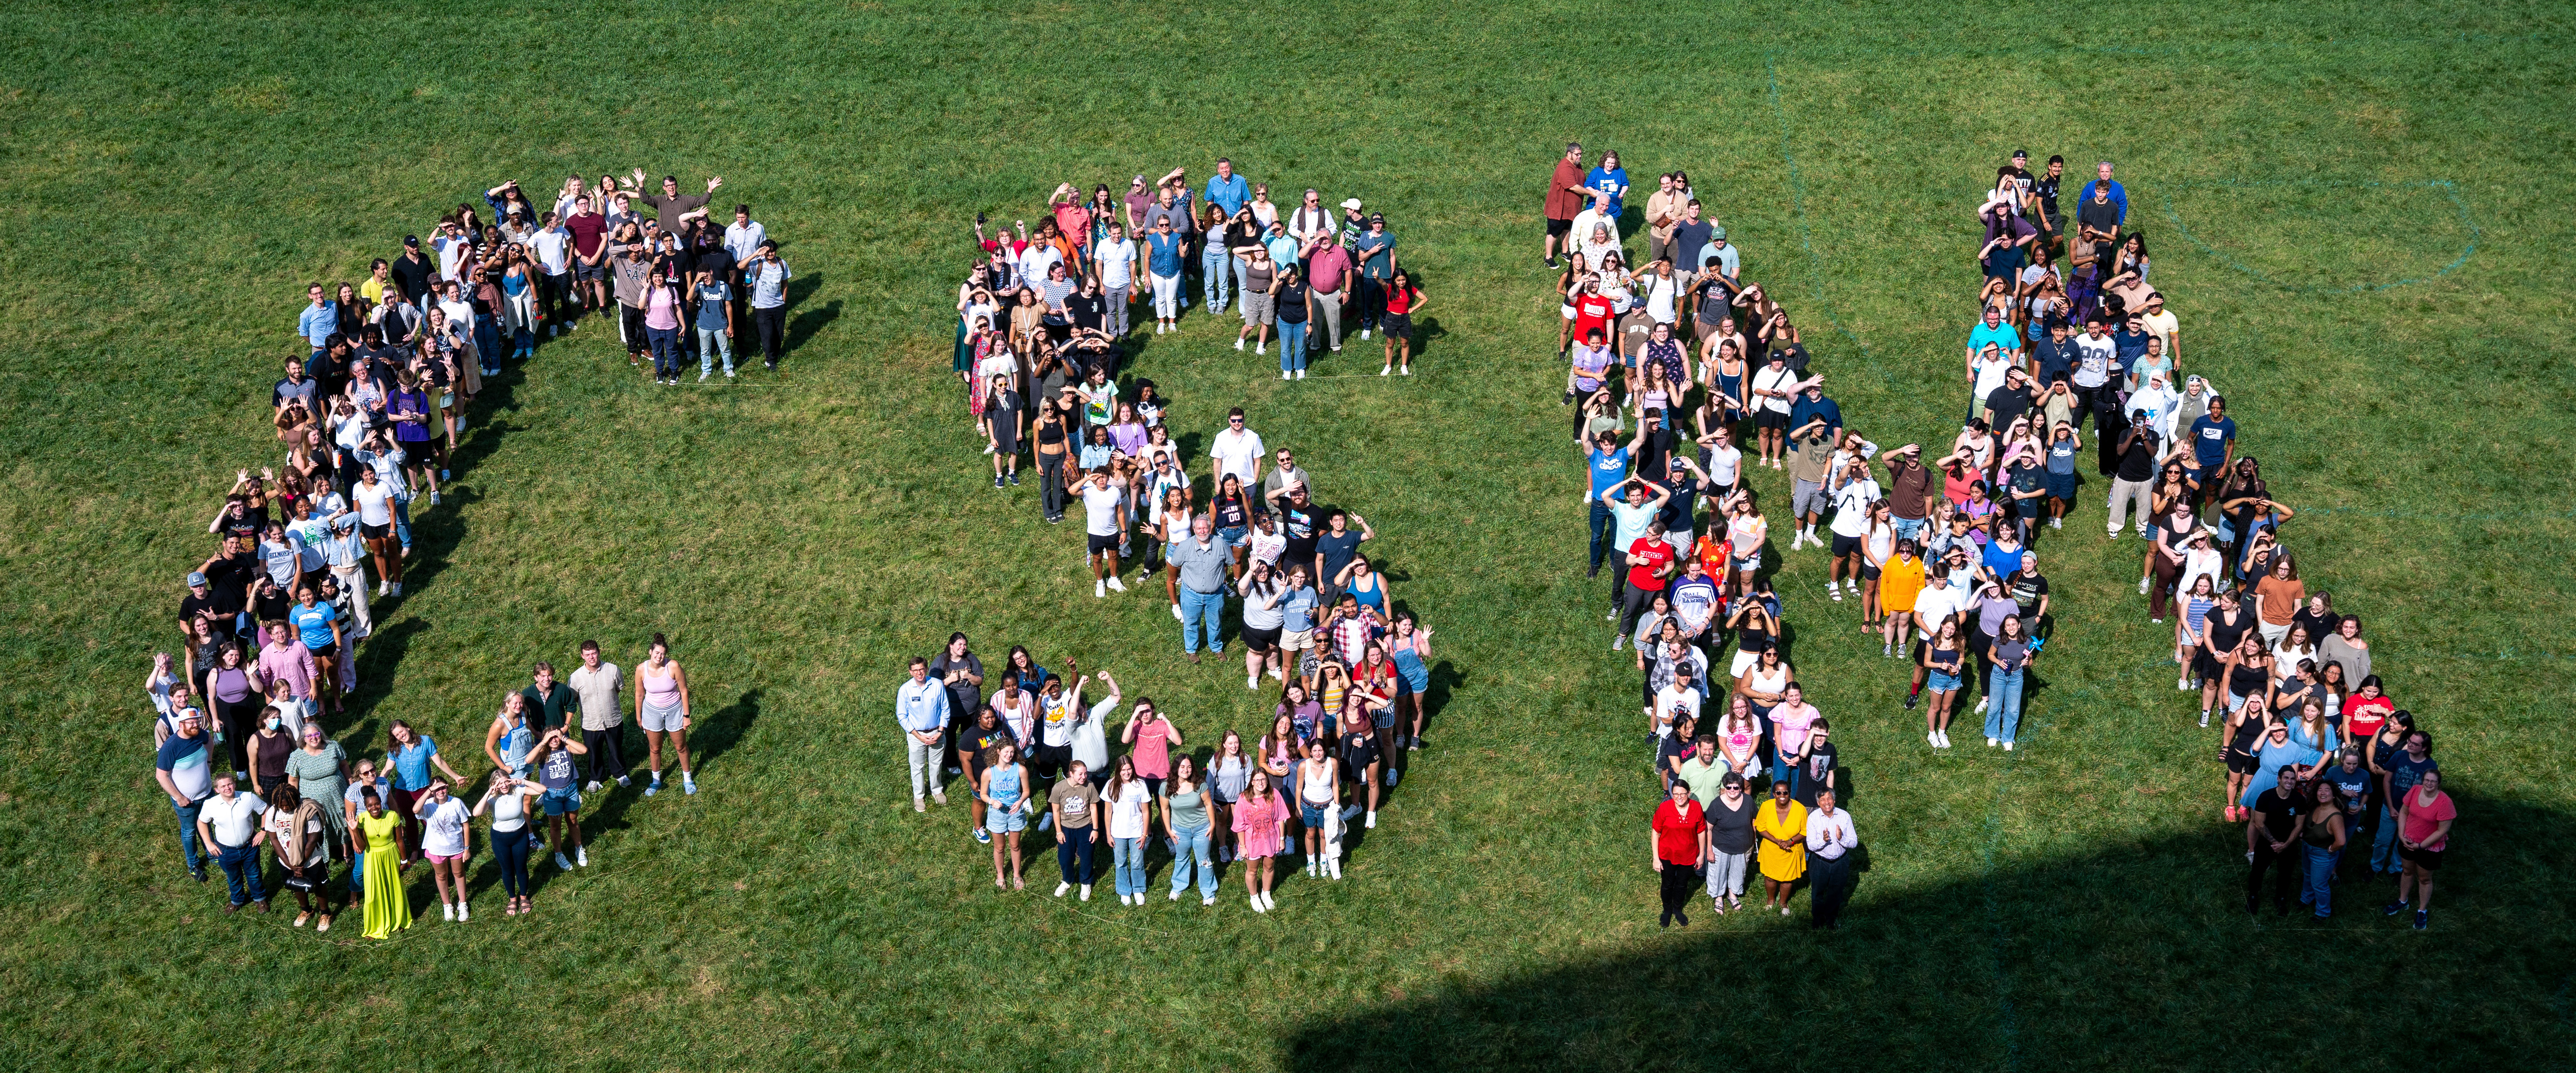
left=1168, top=515, right=1233, bottom=663
left=1804, top=788, right=1859, bottom=929
left=896, top=657, right=951, bottom=812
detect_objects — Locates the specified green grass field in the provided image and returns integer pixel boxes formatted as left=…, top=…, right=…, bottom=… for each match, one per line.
left=3, top=3, right=2573, bottom=1070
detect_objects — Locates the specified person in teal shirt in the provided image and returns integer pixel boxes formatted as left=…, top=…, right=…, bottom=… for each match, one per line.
left=1965, top=307, right=2023, bottom=372
left=1352, top=215, right=1397, bottom=339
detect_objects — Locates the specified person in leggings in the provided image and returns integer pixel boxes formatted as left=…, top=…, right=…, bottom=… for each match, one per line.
left=1033, top=399, right=1073, bottom=524
left=474, top=771, right=544, bottom=916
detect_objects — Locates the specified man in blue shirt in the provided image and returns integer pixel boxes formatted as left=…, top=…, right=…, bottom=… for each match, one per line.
left=896, top=657, right=951, bottom=810
left=1789, top=382, right=1843, bottom=446
left=2090, top=161, right=2129, bottom=226
left=2187, top=395, right=2237, bottom=484
left=1582, top=427, right=1631, bottom=579
left=2111, top=315, right=2151, bottom=381
left=745, top=240, right=792, bottom=370
left=2031, top=321, right=2078, bottom=386
left=1965, top=307, right=2022, bottom=370
left=1203, top=158, right=1250, bottom=218
left=296, top=283, right=337, bottom=357
left=154, top=710, right=216, bottom=882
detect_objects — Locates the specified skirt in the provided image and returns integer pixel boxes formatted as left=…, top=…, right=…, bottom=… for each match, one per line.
left=361, top=849, right=413, bottom=939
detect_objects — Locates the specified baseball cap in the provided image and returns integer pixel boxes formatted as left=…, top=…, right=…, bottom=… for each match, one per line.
left=1369, top=212, right=1385, bottom=224
left=1340, top=197, right=1363, bottom=210
left=185, top=571, right=207, bottom=587
left=403, top=235, right=420, bottom=247
left=1712, top=227, right=1727, bottom=241
left=2012, top=149, right=2029, bottom=160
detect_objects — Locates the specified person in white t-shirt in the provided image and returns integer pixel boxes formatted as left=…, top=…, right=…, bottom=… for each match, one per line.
left=413, top=779, right=475, bottom=921
left=529, top=213, right=574, bottom=333
left=1208, top=408, right=1265, bottom=487
left=1079, top=470, right=1129, bottom=599
left=1093, top=223, right=1138, bottom=339
left=1826, top=458, right=1882, bottom=601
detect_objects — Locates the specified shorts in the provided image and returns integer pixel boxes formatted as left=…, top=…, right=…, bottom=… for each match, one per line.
left=1755, top=409, right=1790, bottom=430
left=1300, top=801, right=1328, bottom=828
left=574, top=262, right=605, bottom=282
left=1546, top=217, right=1574, bottom=238
left=427, top=851, right=465, bottom=865
left=306, top=642, right=339, bottom=661
left=1241, top=291, right=1276, bottom=326
left=541, top=785, right=583, bottom=815
left=1792, top=479, right=1827, bottom=518
left=361, top=522, right=393, bottom=541
left=1087, top=533, right=1122, bottom=555
left=2191, top=651, right=2226, bottom=681
left=1927, top=670, right=1962, bottom=693
left=1243, top=625, right=1283, bottom=652
left=641, top=700, right=686, bottom=733
left=989, top=800, right=1027, bottom=834
left=1282, top=629, right=1315, bottom=652
left=2014, top=497, right=2041, bottom=518
left=2045, top=472, right=2077, bottom=500
left=2401, top=845, right=2445, bottom=870
left=1860, top=563, right=1882, bottom=581
left=1381, top=312, right=1413, bottom=339
left=1893, top=516, right=1926, bottom=541
left=2224, top=749, right=2259, bottom=776
left=1830, top=533, right=1862, bottom=558
left=1218, top=525, right=1248, bottom=547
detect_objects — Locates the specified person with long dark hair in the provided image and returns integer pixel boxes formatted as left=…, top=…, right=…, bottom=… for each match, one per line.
left=473, top=770, right=543, bottom=917
left=1651, top=779, right=1707, bottom=928
left=634, top=633, right=694, bottom=796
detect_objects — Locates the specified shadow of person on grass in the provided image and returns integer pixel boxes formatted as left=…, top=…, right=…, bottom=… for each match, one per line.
left=1279, top=795, right=2574, bottom=1073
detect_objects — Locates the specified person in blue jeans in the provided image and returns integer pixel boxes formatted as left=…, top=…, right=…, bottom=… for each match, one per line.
left=1982, top=614, right=2033, bottom=749
left=1198, top=203, right=1233, bottom=315
left=2372, top=727, right=2437, bottom=873
left=1581, top=428, right=1634, bottom=577
left=1168, top=517, right=1231, bottom=658
left=154, top=711, right=217, bottom=881
left=2300, top=779, right=2348, bottom=917
left=195, top=773, right=269, bottom=909
left=1273, top=267, right=1312, bottom=379
left=1162, top=757, right=1220, bottom=904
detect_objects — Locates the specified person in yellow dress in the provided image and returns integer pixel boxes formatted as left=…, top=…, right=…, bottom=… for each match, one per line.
left=354, top=786, right=413, bottom=939
left=1752, top=778, right=1810, bottom=916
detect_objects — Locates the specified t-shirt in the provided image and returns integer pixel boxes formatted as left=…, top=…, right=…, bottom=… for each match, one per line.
left=1209, top=428, right=1265, bottom=484
left=1828, top=479, right=1880, bottom=538
left=2189, top=415, right=2237, bottom=467
left=1652, top=800, right=1706, bottom=865
left=2399, top=791, right=2456, bottom=851
left=1588, top=447, right=1630, bottom=500
left=1048, top=779, right=1097, bottom=829
left=1706, top=793, right=1757, bottom=854
left=1546, top=158, right=1586, bottom=220
left=2385, top=754, right=2439, bottom=798
left=2117, top=428, right=2162, bottom=482
left=569, top=663, right=623, bottom=731
left=1626, top=537, right=1675, bottom=591
left=1672, top=221, right=1714, bottom=273
left=2251, top=575, right=2305, bottom=626
left=288, top=601, right=337, bottom=650
left=156, top=732, right=215, bottom=803
left=1315, top=530, right=1364, bottom=581
left=1887, top=460, right=1933, bottom=520
left=1096, top=238, right=1136, bottom=289
left=1986, top=384, right=2033, bottom=429
left=1278, top=502, right=1322, bottom=567
left=2252, top=787, right=2300, bottom=841
left=1968, top=321, right=2020, bottom=357
left=1081, top=483, right=1126, bottom=537
left=200, top=792, right=267, bottom=847
left=419, top=796, right=471, bottom=857
left=2318, top=764, right=2374, bottom=815
left=928, top=652, right=985, bottom=719
left=2006, top=570, right=2049, bottom=615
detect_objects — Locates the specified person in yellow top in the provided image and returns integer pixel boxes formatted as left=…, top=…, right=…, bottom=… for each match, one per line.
left=1752, top=779, right=1810, bottom=915
left=1877, top=539, right=1927, bottom=659
left=353, top=786, right=413, bottom=939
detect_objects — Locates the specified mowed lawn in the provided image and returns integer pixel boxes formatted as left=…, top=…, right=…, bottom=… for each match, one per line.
left=2, top=3, right=2573, bottom=1070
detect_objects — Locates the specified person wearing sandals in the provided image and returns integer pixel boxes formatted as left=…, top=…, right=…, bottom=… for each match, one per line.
left=474, top=770, right=544, bottom=917
left=264, top=782, right=336, bottom=932
left=979, top=741, right=1032, bottom=891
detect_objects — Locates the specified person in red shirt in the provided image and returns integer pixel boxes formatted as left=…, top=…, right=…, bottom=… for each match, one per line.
left=563, top=195, right=609, bottom=319
left=1621, top=519, right=1678, bottom=641
left=1571, top=279, right=1615, bottom=358
left=2389, top=768, right=2455, bottom=931
left=1545, top=142, right=1589, bottom=268
left=1651, top=779, right=1707, bottom=927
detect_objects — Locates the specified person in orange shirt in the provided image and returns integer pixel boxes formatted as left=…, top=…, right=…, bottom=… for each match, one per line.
left=1877, top=539, right=1927, bottom=659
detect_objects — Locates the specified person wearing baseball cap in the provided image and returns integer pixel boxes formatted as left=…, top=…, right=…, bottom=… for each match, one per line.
left=155, top=706, right=218, bottom=882
left=1352, top=211, right=1397, bottom=343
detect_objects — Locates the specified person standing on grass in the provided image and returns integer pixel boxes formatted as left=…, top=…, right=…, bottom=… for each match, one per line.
left=1651, top=778, right=1708, bottom=928
left=1233, top=768, right=1289, bottom=912
left=2245, top=764, right=2304, bottom=916
left=897, top=656, right=951, bottom=812
left=978, top=740, right=1033, bottom=890
left=1753, top=779, right=1809, bottom=916
left=1983, top=614, right=2034, bottom=751
left=1273, top=265, right=1314, bottom=379
left=528, top=726, right=590, bottom=871
left=1379, top=267, right=1425, bottom=376
left=264, top=782, right=335, bottom=931
left=386, top=718, right=463, bottom=858
left=1104, top=755, right=1155, bottom=906
left=1170, top=515, right=1232, bottom=662
left=692, top=267, right=735, bottom=381
left=569, top=641, right=631, bottom=792
left=196, top=773, right=269, bottom=913
left=352, top=786, right=413, bottom=939
left=1544, top=142, right=1587, bottom=267
left=1079, top=469, right=1130, bottom=599
left=745, top=239, right=791, bottom=370
left=1702, top=773, right=1756, bottom=914
left=2295, top=778, right=2348, bottom=919
left=1305, top=225, right=1354, bottom=354
left=1163, top=755, right=1219, bottom=905
left=1143, top=215, right=1185, bottom=334
left=1804, top=788, right=1859, bottom=929
left=1048, top=759, right=1101, bottom=901
left=413, top=779, right=473, bottom=922
left=286, top=584, right=344, bottom=718
left=2386, top=767, right=2454, bottom=931
left=635, top=633, right=696, bottom=797
left=2375, top=728, right=2439, bottom=875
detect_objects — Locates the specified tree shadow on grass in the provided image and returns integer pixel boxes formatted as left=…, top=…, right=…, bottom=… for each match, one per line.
left=1278, top=798, right=2576, bottom=1073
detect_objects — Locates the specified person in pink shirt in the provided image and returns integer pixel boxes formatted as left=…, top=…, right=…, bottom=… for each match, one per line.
left=1230, top=769, right=1288, bottom=912
left=1120, top=699, right=1185, bottom=799
left=256, top=622, right=317, bottom=703
left=1304, top=236, right=1353, bottom=352
left=1767, top=684, right=1822, bottom=799
left=643, top=275, right=687, bottom=385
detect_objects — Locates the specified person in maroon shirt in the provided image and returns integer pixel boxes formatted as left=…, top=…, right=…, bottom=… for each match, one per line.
left=1544, top=142, right=1589, bottom=268
left=564, top=196, right=609, bottom=320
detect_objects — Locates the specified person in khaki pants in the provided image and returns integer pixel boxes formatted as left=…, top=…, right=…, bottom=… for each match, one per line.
left=2105, top=423, right=2165, bottom=537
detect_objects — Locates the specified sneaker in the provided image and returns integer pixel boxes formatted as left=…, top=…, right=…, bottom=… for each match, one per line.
left=1282, top=371, right=1292, bottom=381
left=726, top=370, right=736, bottom=379
left=1096, top=580, right=1107, bottom=598
left=1562, top=391, right=1576, bottom=405
left=646, top=779, right=661, bottom=797
left=1361, top=329, right=1372, bottom=340
left=2199, top=711, right=2212, bottom=727
left=2382, top=900, right=2408, bottom=916
left=1884, top=643, right=1895, bottom=658
left=1379, top=365, right=1391, bottom=376
left=1938, top=731, right=1952, bottom=748
left=1008, top=472, right=1020, bottom=486
left=429, top=490, right=440, bottom=506
left=2179, top=676, right=2193, bottom=691
left=2140, top=576, right=2152, bottom=595
left=1904, top=692, right=1920, bottom=711
left=2413, top=910, right=2428, bottom=930
left=2002, top=741, right=2014, bottom=751
left=1546, top=258, right=1559, bottom=268
left=1611, top=636, right=1624, bottom=651
left=1401, top=367, right=1411, bottom=376
left=932, top=789, right=948, bottom=806
left=1106, top=576, right=1127, bottom=593
left=1055, top=882, right=1072, bottom=898
left=699, top=369, right=711, bottom=382
left=1203, top=895, right=1218, bottom=906
left=615, top=775, right=629, bottom=788
left=993, top=475, right=1005, bottom=489
left=1079, top=885, right=1092, bottom=901
left=1987, top=737, right=2000, bottom=747
left=1928, top=731, right=1940, bottom=748
left=1038, top=812, right=1054, bottom=832
left=576, top=847, right=590, bottom=867
left=1331, top=345, right=1340, bottom=352
left=458, top=901, right=470, bottom=921
left=914, top=797, right=926, bottom=812
left=584, top=780, right=602, bottom=793
left=1235, top=337, right=1246, bottom=351
left=1366, top=811, right=1378, bottom=828
left=555, top=852, right=574, bottom=871
left=1255, top=344, right=1265, bottom=355
left=444, top=903, right=456, bottom=921
left=2051, top=517, right=2063, bottom=530
left=1296, top=369, right=1306, bottom=380
left=1249, top=675, right=1261, bottom=690
left=1169, top=889, right=1181, bottom=901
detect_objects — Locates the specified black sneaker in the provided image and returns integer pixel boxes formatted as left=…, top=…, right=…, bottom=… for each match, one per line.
left=1561, top=391, right=1575, bottom=406
left=2413, top=909, right=2428, bottom=930
left=765, top=359, right=778, bottom=370
left=1545, top=258, right=1559, bottom=269
left=2382, top=900, right=2409, bottom=916
left=191, top=867, right=208, bottom=883
left=1904, top=692, right=1920, bottom=711
left=1008, top=472, right=1021, bottom=486
left=993, top=475, right=1005, bottom=489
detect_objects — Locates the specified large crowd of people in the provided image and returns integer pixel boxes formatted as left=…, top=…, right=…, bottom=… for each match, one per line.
left=149, top=171, right=764, bottom=935
left=1540, top=141, right=2457, bottom=931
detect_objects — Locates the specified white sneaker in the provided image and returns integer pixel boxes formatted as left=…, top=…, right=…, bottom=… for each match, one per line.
left=1281, top=371, right=1292, bottom=380
left=1256, top=344, right=1266, bottom=355
left=1251, top=894, right=1266, bottom=912
left=1379, top=365, right=1391, bottom=376
left=1296, top=369, right=1306, bottom=380
left=2178, top=676, right=2193, bottom=691
left=699, top=369, right=711, bottom=382
left=458, top=901, right=470, bottom=921
left=1361, top=329, right=1371, bottom=340
left=1249, top=675, right=1260, bottom=690
left=1401, top=366, right=1411, bottom=376
left=1079, top=884, right=1093, bottom=901
left=576, top=847, right=590, bottom=867
left=1096, top=580, right=1106, bottom=598
left=2139, top=576, right=2152, bottom=595
left=2002, top=741, right=2014, bottom=751
left=1611, top=636, right=1624, bottom=651
left=914, top=796, right=927, bottom=813
left=1331, top=345, right=1341, bottom=352
left=443, top=902, right=456, bottom=921
left=1203, top=895, right=1217, bottom=906
left=1169, top=889, right=1181, bottom=901
left=1054, top=882, right=1071, bottom=898
left=1235, top=337, right=1245, bottom=351
left=932, top=789, right=947, bottom=806
left=1928, top=731, right=1940, bottom=748
left=1939, top=731, right=1952, bottom=748
left=584, top=780, right=601, bottom=793
left=554, top=852, right=574, bottom=871
left=2051, top=517, right=2063, bottom=530
left=1106, top=576, right=1126, bottom=593
left=1366, top=811, right=1377, bottom=828
left=1172, top=603, right=1184, bottom=621
left=1987, top=737, right=1999, bottom=748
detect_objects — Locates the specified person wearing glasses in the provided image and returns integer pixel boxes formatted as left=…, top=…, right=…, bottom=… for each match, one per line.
left=1144, top=217, right=1186, bottom=334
